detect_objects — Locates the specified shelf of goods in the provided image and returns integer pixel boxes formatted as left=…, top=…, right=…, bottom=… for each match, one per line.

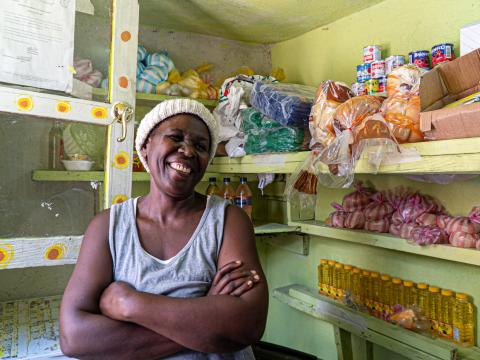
left=288, top=220, right=480, bottom=267
left=0, top=224, right=296, bottom=271
left=91, top=88, right=219, bottom=108
left=274, top=284, right=480, bottom=360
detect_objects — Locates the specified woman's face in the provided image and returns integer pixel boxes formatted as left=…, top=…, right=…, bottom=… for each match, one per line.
left=141, top=114, right=211, bottom=198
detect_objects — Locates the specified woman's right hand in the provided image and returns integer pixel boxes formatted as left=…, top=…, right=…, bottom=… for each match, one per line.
left=207, top=260, right=260, bottom=297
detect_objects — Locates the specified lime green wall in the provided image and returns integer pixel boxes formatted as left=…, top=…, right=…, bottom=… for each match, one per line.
left=264, top=1, right=480, bottom=359
left=272, top=0, right=480, bottom=86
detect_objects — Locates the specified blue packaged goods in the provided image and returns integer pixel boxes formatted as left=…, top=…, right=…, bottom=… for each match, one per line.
left=432, top=43, right=455, bottom=66
left=240, top=107, right=307, bottom=154
left=409, top=50, right=430, bottom=69
left=357, top=64, right=365, bottom=83
left=364, top=63, right=372, bottom=81
left=250, top=82, right=316, bottom=127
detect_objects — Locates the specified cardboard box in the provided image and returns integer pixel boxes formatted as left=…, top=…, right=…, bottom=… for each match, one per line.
left=461, top=21, right=480, bottom=56
left=419, top=49, right=480, bottom=140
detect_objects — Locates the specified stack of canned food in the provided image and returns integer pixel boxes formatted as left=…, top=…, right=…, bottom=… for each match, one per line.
left=352, top=43, right=455, bottom=97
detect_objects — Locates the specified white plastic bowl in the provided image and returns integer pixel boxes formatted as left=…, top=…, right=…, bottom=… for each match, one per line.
left=62, top=160, right=94, bottom=171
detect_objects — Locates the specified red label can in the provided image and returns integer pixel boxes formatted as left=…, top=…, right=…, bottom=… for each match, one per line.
left=431, top=43, right=455, bottom=66
left=409, top=50, right=430, bottom=69
left=363, top=45, right=382, bottom=63
left=371, top=60, right=386, bottom=79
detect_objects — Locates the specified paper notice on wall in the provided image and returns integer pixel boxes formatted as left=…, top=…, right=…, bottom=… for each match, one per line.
left=0, top=0, right=75, bottom=92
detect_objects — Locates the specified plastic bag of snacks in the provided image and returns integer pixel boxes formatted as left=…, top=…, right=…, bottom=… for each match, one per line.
left=250, top=82, right=316, bottom=127
left=364, top=218, right=390, bottom=233
left=240, top=108, right=308, bottom=154
left=409, top=225, right=447, bottom=245
left=284, top=154, right=318, bottom=215
left=381, top=65, right=423, bottom=143
left=365, top=193, right=394, bottom=221
left=309, top=80, right=354, bottom=150
left=341, top=181, right=373, bottom=212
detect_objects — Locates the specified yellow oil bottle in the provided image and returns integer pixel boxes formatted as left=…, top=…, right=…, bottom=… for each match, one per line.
left=380, top=274, right=392, bottom=320
left=351, top=268, right=361, bottom=303
left=391, top=278, right=403, bottom=313
left=428, top=286, right=441, bottom=334
left=439, top=289, right=455, bottom=339
left=402, top=280, right=415, bottom=308
left=343, top=265, right=353, bottom=294
left=327, top=260, right=336, bottom=297
left=453, top=293, right=475, bottom=346
left=370, top=272, right=381, bottom=316
left=319, top=259, right=329, bottom=295
left=333, top=263, right=345, bottom=299
left=416, top=283, right=429, bottom=316
left=361, top=270, right=371, bottom=307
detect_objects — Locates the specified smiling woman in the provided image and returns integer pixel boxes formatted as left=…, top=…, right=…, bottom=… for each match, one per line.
left=59, top=99, right=268, bottom=359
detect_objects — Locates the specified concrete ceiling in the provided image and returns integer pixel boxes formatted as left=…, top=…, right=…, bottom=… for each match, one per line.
left=137, top=0, right=386, bottom=44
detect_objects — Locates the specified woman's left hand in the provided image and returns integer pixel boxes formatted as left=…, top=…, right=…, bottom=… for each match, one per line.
left=99, top=281, right=137, bottom=321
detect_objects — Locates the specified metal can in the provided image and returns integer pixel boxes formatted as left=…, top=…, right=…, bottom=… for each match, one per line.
left=431, top=43, right=455, bottom=66
left=365, top=79, right=379, bottom=95
left=364, top=45, right=382, bottom=63
left=371, top=60, right=386, bottom=79
left=351, top=82, right=366, bottom=96
left=363, top=62, right=372, bottom=81
left=409, top=50, right=430, bottom=69
left=385, top=55, right=405, bottom=74
left=377, top=76, right=387, bottom=96
left=356, top=64, right=365, bottom=83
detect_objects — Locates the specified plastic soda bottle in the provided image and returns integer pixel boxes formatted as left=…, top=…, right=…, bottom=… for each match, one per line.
left=205, top=177, right=219, bottom=196
left=428, top=286, right=441, bottom=334
left=333, top=263, right=345, bottom=299
left=370, top=272, right=381, bottom=317
left=235, top=177, right=252, bottom=219
left=453, top=293, right=475, bottom=346
left=439, top=289, right=455, bottom=339
left=327, top=260, right=337, bottom=297
left=318, top=259, right=329, bottom=295
left=219, top=177, right=235, bottom=204
left=416, top=283, right=429, bottom=316
left=380, top=275, right=392, bottom=320
left=391, top=278, right=403, bottom=312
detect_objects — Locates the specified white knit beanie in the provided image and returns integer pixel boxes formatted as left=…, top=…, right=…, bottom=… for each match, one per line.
left=135, top=99, right=219, bottom=173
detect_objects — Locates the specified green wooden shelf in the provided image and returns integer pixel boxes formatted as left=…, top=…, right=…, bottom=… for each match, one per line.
left=92, top=88, right=219, bottom=107
left=274, top=284, right=480, bottom=360
left=254, top=223, right=299, bottom=235
left=289, top=220, right=480, bottom=267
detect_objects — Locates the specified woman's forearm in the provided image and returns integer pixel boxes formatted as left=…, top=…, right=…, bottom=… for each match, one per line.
left=60, top=309, right=184, bottom=359
left=124, top=290, right=267, bottom=353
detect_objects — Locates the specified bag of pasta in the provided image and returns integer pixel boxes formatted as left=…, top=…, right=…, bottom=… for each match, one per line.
left=309, top=80, right=354, bottom=150
left=381, top=65, right=424, bottom=143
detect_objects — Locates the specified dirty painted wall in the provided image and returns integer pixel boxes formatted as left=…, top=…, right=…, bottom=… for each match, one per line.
left=264, top=1, right=480, bottom=359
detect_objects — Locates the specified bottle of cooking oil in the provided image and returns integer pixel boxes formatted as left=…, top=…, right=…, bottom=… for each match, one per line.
left=351, top=268, right=361, bottom=304
left=428, top=286, right=441, bottom=334
left=333, top=263, right=345, bottom=300
left=318, top=259, right=329, bottom=295
left=370, top=272, right=381, bottom=317
left=391, top=278, right=403, bottom=313
left=416, top=283, right=429, bottom=316
left=453, top=293, right=475, bottom=346
left=439, top=289, right=455, bottom=339
left=361, top=270, right=371, bottom=307
left=327, top=260, right=337, bottom=297
left=343, top=265, right=353, bottom=294
left=205, top=177, right=219, bottom=196
left=380, top=275, right=392, bottom=320
left=402, top=280, right=415, bottom=308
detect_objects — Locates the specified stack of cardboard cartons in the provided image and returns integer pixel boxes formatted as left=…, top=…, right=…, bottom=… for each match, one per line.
left=419, top=49, right=480, bottom=140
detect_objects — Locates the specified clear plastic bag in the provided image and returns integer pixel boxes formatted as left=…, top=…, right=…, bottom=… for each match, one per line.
left=250, top=82, right=316, bottom=127
left=240, top=108, right=307, bottom=154
left=309, top=80, right=354, bottom=149
left=382, top=65, right=423, bottom=143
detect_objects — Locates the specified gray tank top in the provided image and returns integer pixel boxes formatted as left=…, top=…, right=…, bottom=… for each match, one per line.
left=108, top=195, right=255, bottom=360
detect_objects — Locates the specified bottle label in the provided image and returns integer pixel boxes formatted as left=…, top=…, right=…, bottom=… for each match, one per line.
left=431, top=319, right=439, bottom=332
left=235, top=197, right=252, bottom=206
left=319, top=284, right=328, bottom=295
left=453, top=327, right=460, bottom=341
left=438, top=322, right=453, bottom=338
